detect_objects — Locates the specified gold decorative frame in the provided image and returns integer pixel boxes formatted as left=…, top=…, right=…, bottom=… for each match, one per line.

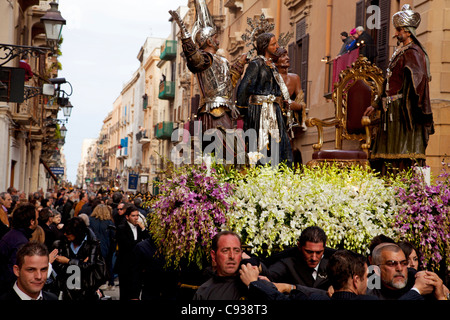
left=306, top=56, right=384, bottom=154
left=307, top=159, right=370, bottom=169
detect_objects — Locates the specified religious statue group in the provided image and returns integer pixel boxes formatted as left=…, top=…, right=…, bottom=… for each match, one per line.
left=170, top=1, right=433, bottom=173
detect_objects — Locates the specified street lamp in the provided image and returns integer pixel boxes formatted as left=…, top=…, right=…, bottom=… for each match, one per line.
left=40, top=1, right=66, bottom=47
left=59, top=124, right=67, bottom=139
left=0, top=1, right=66, bottom=66
left=0, top=1, right=67, bottom=103
left=61, top=100, right=73, bottom=118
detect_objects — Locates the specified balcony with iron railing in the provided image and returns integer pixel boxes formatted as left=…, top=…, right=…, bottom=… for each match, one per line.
left=154, top=121, right=173, bottom=140
left=158, top=81, right=175, bottom=100
left=10, top=76, right=44, bottom=126
left=159, top=40, right=177, bottom=61
left=136, top=129, right=150, bottom=144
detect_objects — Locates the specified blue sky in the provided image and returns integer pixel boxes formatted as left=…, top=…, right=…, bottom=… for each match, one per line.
left=57, top=0, right=188, bottom=184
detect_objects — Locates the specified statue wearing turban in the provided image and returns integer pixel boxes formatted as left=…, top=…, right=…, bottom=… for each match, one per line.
left=364, top=4, right=434, bottom=174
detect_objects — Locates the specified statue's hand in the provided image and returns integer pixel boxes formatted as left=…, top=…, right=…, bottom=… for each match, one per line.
left=168, top=10, right=181, bottom=27
left=364, top=106, right=375, bottom=116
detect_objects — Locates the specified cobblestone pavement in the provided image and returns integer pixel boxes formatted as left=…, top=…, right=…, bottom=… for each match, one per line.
left=100, top=278, right=119, bottom=300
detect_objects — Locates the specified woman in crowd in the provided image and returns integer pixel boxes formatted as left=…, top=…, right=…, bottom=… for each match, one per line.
left=53, top=217, right=107, bottom=300
left=89, top=204, right=116, bottom=289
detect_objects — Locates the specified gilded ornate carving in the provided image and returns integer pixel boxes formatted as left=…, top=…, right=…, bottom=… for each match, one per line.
left=306, top=56, right=384, bottom=165
left=307, top=159, right=370, bottom=169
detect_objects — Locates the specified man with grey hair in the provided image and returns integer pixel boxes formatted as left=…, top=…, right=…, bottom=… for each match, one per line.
left=368, top=243, right=446, bottom=300
left=0, top=192, right=12, bottom=239
left=355, top=26, right=376, bottom=62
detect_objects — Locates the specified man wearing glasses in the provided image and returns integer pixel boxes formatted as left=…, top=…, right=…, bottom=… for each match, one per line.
left=113, top=202, right=127, bottom=227
left=368, top=243, right=447, bottom=300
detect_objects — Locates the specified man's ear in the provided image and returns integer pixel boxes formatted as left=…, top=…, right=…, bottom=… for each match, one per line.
left=352, top=274, right=360, bottom=289
left=13, top=265, right=20, bottom=278
left=211, top=250, right=216, bottom=265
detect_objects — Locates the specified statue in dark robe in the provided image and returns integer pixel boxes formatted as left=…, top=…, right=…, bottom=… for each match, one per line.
left=364, top=5, right=434, bottom=174
left=236, top=33, right=294, bottom=167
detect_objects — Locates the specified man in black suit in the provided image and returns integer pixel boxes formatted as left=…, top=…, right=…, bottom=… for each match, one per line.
left=267, top=226, right=335, bottom=291
left=241, top=249, right=435, bottom=301
left=115, top=204, right=148, bottom=300
left=355, top=26, right=376, bottom=62
left=0, top=241, right=57, bottom=300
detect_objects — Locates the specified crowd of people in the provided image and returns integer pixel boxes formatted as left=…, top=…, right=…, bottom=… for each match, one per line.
left=0, top=4, right=440, bottom=305
left=196, top=228, right=449, bottom=301
left=0, top=187, right=154, bottom=300
left=337, top=26, right=376, bottom=62
left=0, top=186, right=448, bottom=302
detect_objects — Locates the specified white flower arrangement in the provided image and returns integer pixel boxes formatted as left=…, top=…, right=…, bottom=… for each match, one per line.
left=224, top=164, right=401, bottom=256
left=247, top=151, right=265, bottom=165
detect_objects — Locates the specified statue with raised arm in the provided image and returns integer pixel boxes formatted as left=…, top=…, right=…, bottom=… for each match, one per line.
left=169, top=1, right=248, bottom=157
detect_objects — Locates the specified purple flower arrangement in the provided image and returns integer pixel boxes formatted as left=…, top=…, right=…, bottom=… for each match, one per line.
left=394, top=167, right=450, bottom=271
left=148, top=164, right=234, bottom=269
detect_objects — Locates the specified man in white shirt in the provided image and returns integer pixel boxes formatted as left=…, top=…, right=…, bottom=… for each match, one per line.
left=115, top=205, right=148, bottom=300
left=0, top=241, right=57, bottom=300
left=267, top=226, right=335, bottom=291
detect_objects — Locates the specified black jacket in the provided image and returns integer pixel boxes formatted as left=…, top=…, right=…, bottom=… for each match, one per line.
left=115, top=222, right=148, bottom=273
left=38, top=222, right=56, bottom=251
left=53, top=228, right=105, bottom=300
left=356, top=31, right=376, bottom=62
left=266, top=247, right=336, bottom=290
left=193, top=274, right=248, bottom=300
left=129, top=237, right=179, bottom=300
left=0, top=287, right=58, bottom=300
left=366, top=268, right=424, bottom=300
left=248, top=279, right=329, bottom=301
left=0, top=221, right=9, bottom=241
left=60, top=199, right=74, bottom=225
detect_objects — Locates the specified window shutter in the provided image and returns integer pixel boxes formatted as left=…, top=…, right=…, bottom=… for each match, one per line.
left=191, top=94, right=200, bottom=116
left=355, top=0, right=365, bottom=27
left=296, top=18, right=306, bottom=42
left=288, top=42, right=297, bottom=74
left=293, top=18, right=309, bottom=103
left=300, top=34, right=309, bottom=103
left=376, top=0, right=391, bottom=74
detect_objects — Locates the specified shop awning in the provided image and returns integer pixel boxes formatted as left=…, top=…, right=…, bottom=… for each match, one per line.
left=40, top=158, right=58, bottom=183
